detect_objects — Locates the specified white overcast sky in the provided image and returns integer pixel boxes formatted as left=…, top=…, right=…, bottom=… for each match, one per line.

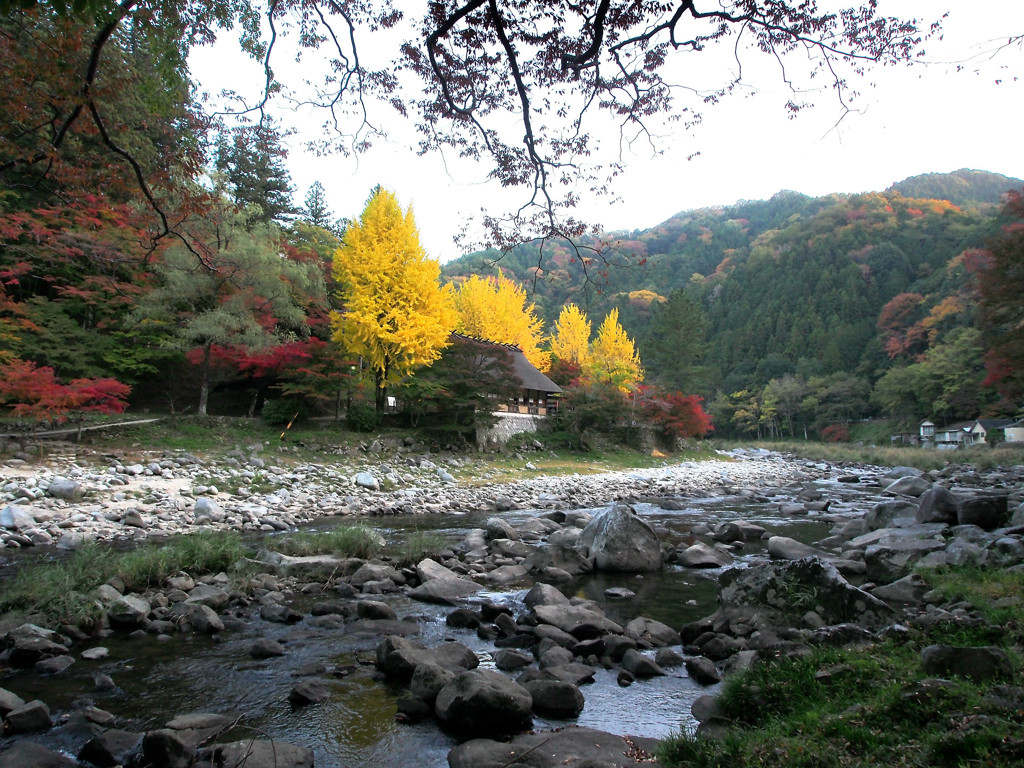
left=190, top=1, right=1024, bottom=261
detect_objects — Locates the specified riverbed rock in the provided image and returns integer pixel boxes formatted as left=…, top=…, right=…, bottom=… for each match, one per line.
left=864, top=536, right=947, bottom=583
left=35, top=654, right=75, bottom=675
left=865, top=500, right=918, bottom=530
left=678, top=541, right=733, bottom=568
left=169, top=602, right=224, bottom=634
left=533, top=604, right=623, bottom=639
left=5, top=624, right=70, bottom=666
left=200, top=739, right=314, bottom=768
left=434, top=669, right=533, bottom=736
left=141, top=729, right=194, bottom=768
left=884, top=475, right=932, bottom=497
left=485, top=516, right=519, bottom=541
left=521, top=546, right=591, bottom=582
left=767, top=536, right=833, bottom=561
left=0, top=740, right=78, bottom=768
left=921, top=645, right=1014, bottom=682
left=46, top=477, right=84, bottom=501
left=407, top=576, right=482, bottom=605
left=448, top=726, right=659, bottom=768
left=0, top=687, right=26, bottom=717
left=577, top=503, right=662, bottom=572
left=4, top=699, right=51, bottom=733
left=524, top=582, right=570, bottom=609
left=916, top=486, right=960, bottom=525
left=718, top=557, right=895, bottom=629
left=1, top=504, right=36, bottom=530
left=185, top=584, right=230, bottom=610
left=250, top=638, right=287, bottom=658
left=256, top=550, right=351, bottom=578
left=624, top=617, right=679, bottom=647
left=289, top=680, right=331, bottom=706
left=410, top=662, right=456, bottom=704
left=78, top=728, right=143, bottom=767
left=957, top=495, right=1010, bottom=530
left=106, top=594, right=152, bottom=628
left=522, top=679, right=585, bottom=719
left=713, top=520, right=767, bottom=542
left=621, top=648, right=665, bottom=678
left=685, top=656, right=722, bottom=685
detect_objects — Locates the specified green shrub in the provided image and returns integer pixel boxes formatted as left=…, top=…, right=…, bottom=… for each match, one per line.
left=261, top=397, right=309, bottom=427
left=346, top=400, right=378, bottom=432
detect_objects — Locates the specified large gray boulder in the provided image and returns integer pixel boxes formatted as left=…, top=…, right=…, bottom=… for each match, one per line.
left=718, top=557, right=895, bottom=629
left=864, top=537, right=947, bottom=583
left=448, top=727, right=660, bottom=768
left=865, top=500, right=917, bottom=530
left=883, top=475, right=932, bottom=497
left=46, top=477, right=84, bottom=501
left=521, top=679, right=585, bottom=719
left=434, top=669, right=533, bottom=736
left=524, top=582, right=570, bottom=609
left=916, top=486, right=960, bottom=525
left=957, top=494, right=1010, bottom=531
left=106, top=595, right=152, bottom=628
left=577, top=503, right=662, bottom=572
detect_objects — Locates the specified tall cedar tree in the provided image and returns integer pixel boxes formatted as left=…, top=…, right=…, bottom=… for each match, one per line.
left=642, top=289, right=709, bottom=392
left=453, top=273, right=549, bottom=371
left=975, top=190, right=1024, bottom=406
left=331, top=188, right=456, bottom=413
left=215, top=123, right=297, bottom=226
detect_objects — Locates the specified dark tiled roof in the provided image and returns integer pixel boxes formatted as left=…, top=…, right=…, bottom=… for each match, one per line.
left=449, top=333, right=562, bottom=394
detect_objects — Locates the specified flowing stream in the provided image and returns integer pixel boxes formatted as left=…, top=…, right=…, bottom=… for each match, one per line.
left=1, top=492, right=849, bottom=766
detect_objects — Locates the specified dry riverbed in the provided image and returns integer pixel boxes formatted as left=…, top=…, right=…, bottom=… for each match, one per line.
left=1, top=444, right=826, bottom=549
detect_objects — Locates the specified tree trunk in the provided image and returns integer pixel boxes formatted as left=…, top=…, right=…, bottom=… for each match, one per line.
left=374, top=358, right=389, bottom=414
left=198, top=342, right=212, bottom=417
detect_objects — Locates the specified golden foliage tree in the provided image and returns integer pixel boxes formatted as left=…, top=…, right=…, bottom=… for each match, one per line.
left=589, top=308, right=644, bottom=392
left=549, top=304, right=592, bottom=369
left=332, top=188, right=456, bottom=412
left=453, top=273, right=549, bottom=370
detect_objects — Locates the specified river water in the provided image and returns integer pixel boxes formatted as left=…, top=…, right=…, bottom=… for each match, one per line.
left=1, top=491, right=854, bottom=767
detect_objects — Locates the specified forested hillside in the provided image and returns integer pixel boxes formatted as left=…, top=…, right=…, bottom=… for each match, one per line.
left=443, top=170, right=1024, bottom=436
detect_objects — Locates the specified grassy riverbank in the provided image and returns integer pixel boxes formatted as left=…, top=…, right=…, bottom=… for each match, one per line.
left=0, top=525, right=447, bottom=630
left=658, top=566, right=1024, bottom=768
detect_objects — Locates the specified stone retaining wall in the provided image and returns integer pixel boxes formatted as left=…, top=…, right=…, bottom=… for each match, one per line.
left=476, top=412, right=543, bottom=450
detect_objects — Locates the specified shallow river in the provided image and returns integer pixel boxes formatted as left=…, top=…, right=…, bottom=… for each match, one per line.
left=1, top=489, right=860, bottom=767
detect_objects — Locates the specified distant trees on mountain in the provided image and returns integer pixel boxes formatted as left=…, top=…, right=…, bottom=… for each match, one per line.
left=444, top=170, right=1024, bottom=437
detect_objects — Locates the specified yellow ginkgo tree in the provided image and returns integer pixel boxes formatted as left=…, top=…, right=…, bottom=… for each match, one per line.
left=588, top=308, right=644, bottom=392
left=331, top=188, right=456, bottom=413
left=549, top=303, right=592, bottom=371
left=453, top=273, right=549, bottom=370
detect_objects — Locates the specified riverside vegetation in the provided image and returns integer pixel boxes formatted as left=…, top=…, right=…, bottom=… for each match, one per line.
left=1, top=422, right=1023, bottom=767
